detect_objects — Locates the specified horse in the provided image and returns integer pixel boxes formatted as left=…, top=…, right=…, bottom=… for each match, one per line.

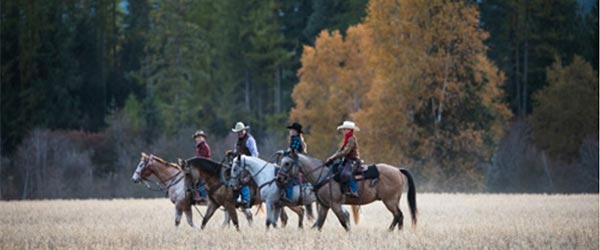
left=178, top=156, right=302, bottom=230
left=278, top=153, right=417, bottom=231
left=230, top=155, right=319, bottom=228
left=130, top=152, right=253, bottom=228
left=131, top=152, right=195, bottom=227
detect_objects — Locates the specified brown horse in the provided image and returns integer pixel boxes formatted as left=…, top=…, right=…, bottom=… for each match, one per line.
left=131, top=153, right=254, bottom=228
left=278, top=153, right=417, bottom=231
left=179, top=156, right=305, bottom=230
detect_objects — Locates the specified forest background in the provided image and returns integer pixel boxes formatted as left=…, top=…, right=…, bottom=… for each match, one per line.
left=1, top=0, right=598, bottom=199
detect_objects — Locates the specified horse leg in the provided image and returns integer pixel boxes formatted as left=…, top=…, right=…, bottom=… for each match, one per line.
left=342, top=207, right=351, bottom=230
left=201, top=202, right=219, bottom=230
left=175, top=208, right=183, bottom=227
left=383, top=200, right=402, bottom=231
left=222, top=211, right=230, bottom=228
left=279, top=207, right=288, bottom=228
left=226, top=205, right=240, bottom=231
left=271, top=204, right=283, bottom=229
left=242, top=207, right=253, bottom=227
left=305, top=203, right=314, bottom=221
left=312, top=204, right=329, bottom=231
left=397, top=208, right=404, bottom=231
left=331, top=204, right=350, bottom=232
left=184, top=207, right=195, bottom=228
left=286, top=205, right=304, bottom=228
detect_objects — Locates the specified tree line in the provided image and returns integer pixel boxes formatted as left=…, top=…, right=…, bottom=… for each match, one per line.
left=0, top=0, right=597, bottom=199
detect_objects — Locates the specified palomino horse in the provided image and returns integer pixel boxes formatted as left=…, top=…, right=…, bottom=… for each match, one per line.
left=131, top=153, right=253, bottom=228
left=230, top=155, right=317, bottom=228
left=179, top=156, right=301, bottom=230
left=278, top=153, right=417, bottom=231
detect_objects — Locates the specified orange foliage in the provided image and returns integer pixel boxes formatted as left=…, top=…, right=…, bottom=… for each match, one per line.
left=291, top=0, right=511, bottom=190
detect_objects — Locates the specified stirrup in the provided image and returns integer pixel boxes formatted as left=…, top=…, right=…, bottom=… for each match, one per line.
left=370, top=178, right=379, bottom=187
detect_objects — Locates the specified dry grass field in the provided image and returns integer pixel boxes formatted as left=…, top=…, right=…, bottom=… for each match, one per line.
left=0, top=193, right=597, bottom=250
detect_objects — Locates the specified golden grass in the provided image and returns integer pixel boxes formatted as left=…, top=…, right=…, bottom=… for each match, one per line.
left=0, top=193, right=597, bottom=250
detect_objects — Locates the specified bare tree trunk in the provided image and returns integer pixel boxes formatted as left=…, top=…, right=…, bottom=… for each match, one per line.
left=521, top=0, right=529, bottom=117
left=274, top=67, right=281, bottom=113
left=245, top=70, right=251, bottom=112
left=435, top=54, right=451, bottom=125
left=513, top=4, right=521, bottom=116
left=541, top=152, right=554, bottom=192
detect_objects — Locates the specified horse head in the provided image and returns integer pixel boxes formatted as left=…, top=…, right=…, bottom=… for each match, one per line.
left=132, top=152, right=153, bottom=183
left=228, top=155, right=246, bottom=189
left=279, top=154, right=295, bottom=172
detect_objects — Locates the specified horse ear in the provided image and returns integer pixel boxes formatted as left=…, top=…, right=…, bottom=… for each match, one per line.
left=177, top=158, right=186, bottom=167
left=141, top=152, right=148, bottom=158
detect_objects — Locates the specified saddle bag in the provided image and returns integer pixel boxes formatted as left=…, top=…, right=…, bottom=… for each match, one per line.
left=339, top=161, right=355, bottom=183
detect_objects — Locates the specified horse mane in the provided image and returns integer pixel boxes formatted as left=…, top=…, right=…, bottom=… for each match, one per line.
left=151, top=155, right=182, bottom=171
left=298, top=153, right=324, bottom=167
left=185, top=157, right=222, bottom=175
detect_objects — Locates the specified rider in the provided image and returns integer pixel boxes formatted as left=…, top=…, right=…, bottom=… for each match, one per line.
left=230, top=121, right=258, bottom=208
left=192, top=130, right=211, bottom=203
left=281, top=122, right=306, bottom=202
left=325, top=121, right=360, bottom=198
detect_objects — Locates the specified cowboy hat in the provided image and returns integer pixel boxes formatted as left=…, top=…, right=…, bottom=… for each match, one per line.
left=286, top=122, right=304, bottom=134
left=231, top=122, right=250, bottom=132
left=336, top=121, right=360, bottom=131
left=192, top=130, right=207, bottom=139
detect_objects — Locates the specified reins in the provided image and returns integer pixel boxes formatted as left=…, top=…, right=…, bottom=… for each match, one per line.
left=140, top=163, right=185, bottom=193
left=240, top=157, right=278, bottom=191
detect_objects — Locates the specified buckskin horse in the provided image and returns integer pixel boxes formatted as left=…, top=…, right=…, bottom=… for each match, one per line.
left=131, top=153, right=253, bottom=228
left=278, top=153, right=417, bottom=231
left=179, top=156, right=302, bottom=230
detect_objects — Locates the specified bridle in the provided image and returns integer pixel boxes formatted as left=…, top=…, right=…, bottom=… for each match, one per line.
left=233, top=156, right=278, bottom=191
left=136, top=155, right=185, bottom=192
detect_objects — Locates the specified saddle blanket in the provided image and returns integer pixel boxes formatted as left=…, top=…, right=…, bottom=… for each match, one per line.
left=354, top=165, right=379, bottom=180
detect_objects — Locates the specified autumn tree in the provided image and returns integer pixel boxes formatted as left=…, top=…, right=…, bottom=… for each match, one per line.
left=290, top=26, right=373, bottom=159
left=531, top=56, right=599, bottom=161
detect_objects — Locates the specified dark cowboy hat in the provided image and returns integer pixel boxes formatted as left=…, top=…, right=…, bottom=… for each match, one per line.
left=286, top=122, right=304, bottom=134
left=192, top=130, right=207, bottom=139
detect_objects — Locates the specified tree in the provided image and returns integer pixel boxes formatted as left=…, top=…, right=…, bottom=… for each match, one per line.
left=137, top=0, right=210, bottom=135
left=531, top=56, right=598, bottom=161
left=290, top=26, right=372, bottom=159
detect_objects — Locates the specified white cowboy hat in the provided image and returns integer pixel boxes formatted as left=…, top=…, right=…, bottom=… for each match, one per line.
left=231, top=122, right=250, bottom=132
left=336, top=121, right=360, bottom=131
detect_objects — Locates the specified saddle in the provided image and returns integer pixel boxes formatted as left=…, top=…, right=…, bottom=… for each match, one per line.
left=333, top=160, right=379, bottom=181
left=355, top=165, right=379, bottom=180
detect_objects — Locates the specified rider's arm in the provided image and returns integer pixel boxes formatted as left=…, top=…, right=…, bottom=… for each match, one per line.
left=327, top=137, right=356, bottom=161
left=246, top=136, right=259, bottom=157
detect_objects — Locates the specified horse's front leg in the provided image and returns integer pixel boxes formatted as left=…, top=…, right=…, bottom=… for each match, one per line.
left=312, top=203, right=329, bottom=231
left=331, top=204, right=350, bottom=232
left=201, top=201, right=219, bottom=230
left=225, top=203, right=240, bottom=231
left=279, top=207, right=288, bottom=227
left=174, top=207, right=183, bottom=227
left=286, top=205, right=304, bottom=228
left=184, top=206, right=195, bottom=228
left=265, top=202, right=275, bottom=229
left=241, top=207, right=253, bottom=227
left=222, top=211, right=230, bottom=228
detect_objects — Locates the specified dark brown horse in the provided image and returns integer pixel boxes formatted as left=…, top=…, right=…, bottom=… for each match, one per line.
left=179, top=156, right=305, bottom=230
left=278, top=153, right=417, bottom=231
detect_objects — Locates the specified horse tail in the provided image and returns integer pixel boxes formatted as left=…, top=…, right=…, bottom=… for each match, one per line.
left=351, top=205, right=361, bottom=224
left=399, top=168, right=417, bottom=226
